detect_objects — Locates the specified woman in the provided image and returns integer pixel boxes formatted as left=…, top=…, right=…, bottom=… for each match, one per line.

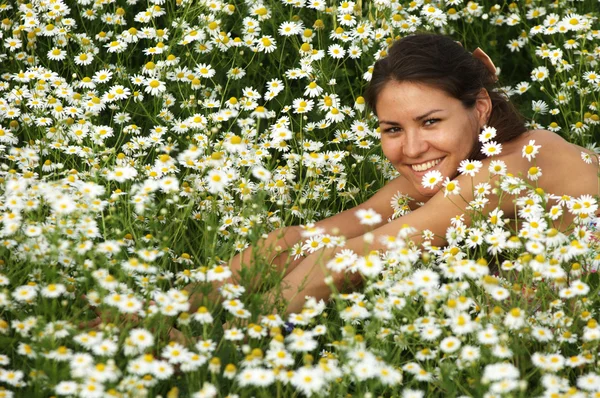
left=183, top=33, right=600, bottom=320
left=84, top=34, right=598, bottom=340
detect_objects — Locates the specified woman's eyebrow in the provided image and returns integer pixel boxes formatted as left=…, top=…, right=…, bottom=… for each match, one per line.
left=379, top=109, right=444, bottom=125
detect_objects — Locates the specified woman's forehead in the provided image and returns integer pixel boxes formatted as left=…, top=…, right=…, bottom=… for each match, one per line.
left=377, top=83, right=455, bottom=118
left=380, top=80, right=451, bottom=98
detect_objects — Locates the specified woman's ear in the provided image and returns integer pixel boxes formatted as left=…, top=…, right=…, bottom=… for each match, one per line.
left=475, top=88, right=492, bottom=127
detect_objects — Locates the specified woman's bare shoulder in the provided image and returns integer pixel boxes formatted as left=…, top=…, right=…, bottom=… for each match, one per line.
left=502, top=129, right=589, bottom=164
left=505, top=129, right=564, bottom=150
left=510, top=129, right=599, bottom=198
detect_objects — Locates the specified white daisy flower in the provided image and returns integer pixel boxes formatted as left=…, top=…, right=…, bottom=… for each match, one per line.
left=355, top=208, right=382, bottom=226
left=457, top=159, right=482, bottom=177
left=481, top=141, right=502, bottom=157
left=421, top=169, right=443, bottom=189
left=442, top=178, right=461, bottom=197
left=479, top=125, right=497, bottom=142
left=522, top=139, right=541, bottom=161
left=439, top=336, right=461, bottom=353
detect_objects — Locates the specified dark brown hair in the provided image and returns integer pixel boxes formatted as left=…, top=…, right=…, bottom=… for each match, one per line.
left=364, top=33, right=527, bottom=161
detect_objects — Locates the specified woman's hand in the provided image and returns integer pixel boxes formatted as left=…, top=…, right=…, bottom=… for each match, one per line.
left=78, top=294, right=153, bottom=331
left=168, top=326, right=198, bottom=347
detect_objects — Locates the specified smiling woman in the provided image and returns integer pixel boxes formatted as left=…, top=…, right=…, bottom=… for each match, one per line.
left=182, top=33, right=600, bottom=320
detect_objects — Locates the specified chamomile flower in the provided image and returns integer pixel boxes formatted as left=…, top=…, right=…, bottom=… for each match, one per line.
left=439, top=336, right=461, bottom=353
left=328, top=44, right=346, bottom=59
left=355, top=208, right=382, bottom=226
left=527, top=166, right=542, bottom=181
left=278, top=21, right=303, bottom=36
left=144, top=78, right=167, bottom=96
left=479, top=126, right=497, bottom=142
left=292, top=98, right=314, bottom=114
left=47, top=47, right=67, bottom=61
left=515, top=81, right=531, bottom=94
left=522, top=140, right=541, bottom=161
left=195, top=63, right=216, bottom=78
left=421, top=170, right=443, bottom=189
left=458, top=159, right=483, bottom=177
left=304, top=81, right=323, bottom=98
left=256, top=35, right=277, bottom=53
left=481, top=141, right=502, bottom=157
left=531, top=100, right=549, bottom=114
left=531, top=66, right=549, bottom=82
left=442, top=178, right=461, bottom=197
left=489, top=159, right=507, bottom=175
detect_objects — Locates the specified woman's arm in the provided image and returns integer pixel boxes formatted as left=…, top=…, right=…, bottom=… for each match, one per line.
left=308, top=174, right=421, bottom=237
left=185, top=175, right=417, bottom=312
left=276, top=151, right=531, bottom=315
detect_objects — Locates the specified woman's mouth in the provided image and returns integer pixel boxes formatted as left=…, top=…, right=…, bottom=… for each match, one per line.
left=409, top=157, right=445, bottom=176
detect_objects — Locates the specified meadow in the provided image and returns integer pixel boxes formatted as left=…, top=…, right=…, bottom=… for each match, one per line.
left=1, top=0, right=600, bottom=396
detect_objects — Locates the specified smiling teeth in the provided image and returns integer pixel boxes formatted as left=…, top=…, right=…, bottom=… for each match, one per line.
left=411, top=158, right=443, bottom=172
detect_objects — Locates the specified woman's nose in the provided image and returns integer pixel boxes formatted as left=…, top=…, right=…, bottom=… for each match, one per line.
left=402, top=130, right=429, bottom=159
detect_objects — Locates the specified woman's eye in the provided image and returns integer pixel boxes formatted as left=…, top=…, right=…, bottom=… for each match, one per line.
left=424, top=118, right=440, bottom=126
left=384, top=127, right=402, bottom=134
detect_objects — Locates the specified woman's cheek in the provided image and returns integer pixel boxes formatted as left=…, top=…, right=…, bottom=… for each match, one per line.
left=382, top=139, right=402, bottom=164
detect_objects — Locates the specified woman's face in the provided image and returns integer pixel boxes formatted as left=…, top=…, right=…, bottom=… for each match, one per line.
left=376, top=80, right=491, bottom=197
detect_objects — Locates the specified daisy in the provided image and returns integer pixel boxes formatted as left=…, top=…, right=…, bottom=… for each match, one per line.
left=522, top=139, right=541, bottom=161
left=195, top=63, right=216, bottom=78
left=531, top=100, right=549, bottom=114
left=144, top=78, right=167, bottom=96
left=325, top=107, right=345, bottom=122
left=442, top=178, right=461, bottom=197
left=47, top=47, right=67, bottom=61
left=355, top=254, right=383, bottom=277
left=481, top=141, right=502, bottom=157
left=129, top=328, right=154, bottom=349
left=224, top=327, right=245, bottom=341
left=93, top=69, right=113, bottom=84
left=412, top=269, right=440, bottom=289
left=290, top=367, right=325, bottom=396
left=504, top=307, right=526, bottom=330
left=55, top=380, right=79, bottom=395
left=151, top=360, right=174, bottom=380
left=507, top=39, right=524, bottom=52
left=479, top=125, right=497, bottom=142
left=421, top=170, right=443, bottom=189
left=531, top=66, right=549, bottom=82
left=41, top=283, right=66, bottom=298
left=328, top=44, right=345, bottom=59
left=110, top=85, right=130, bottom=100
left=439, top=336, right=461, bottom=353
left=527, top=166, right=542, bottom=181
left=531, top=326, right=554, bottom=343
left=278, top=21, right=303, bottom=36
left=457, top=159, right=482, bottom=177
left=107, top=166, right=138, bottom=182
left=402, top=389, right=424, bottom=398
left=292, top=98, right=314, bottom=114
left=12, top=285, right=37, bottom=302
left=355, top=208, right=382, bottom=226
left=105, top=40, right=127, bottom=53
left=571, top=121, right=589, bottom=134
left=256, top=35, right=276, bottom=53
left=304, top=81, right=323, bottom=98
left=576, top=373, right=600, bottom=391
left=227, top=67, right=246, bottom=80
left=515, top=81, right=531, bottom=95
left=488, top=159, right=507, bottom=175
